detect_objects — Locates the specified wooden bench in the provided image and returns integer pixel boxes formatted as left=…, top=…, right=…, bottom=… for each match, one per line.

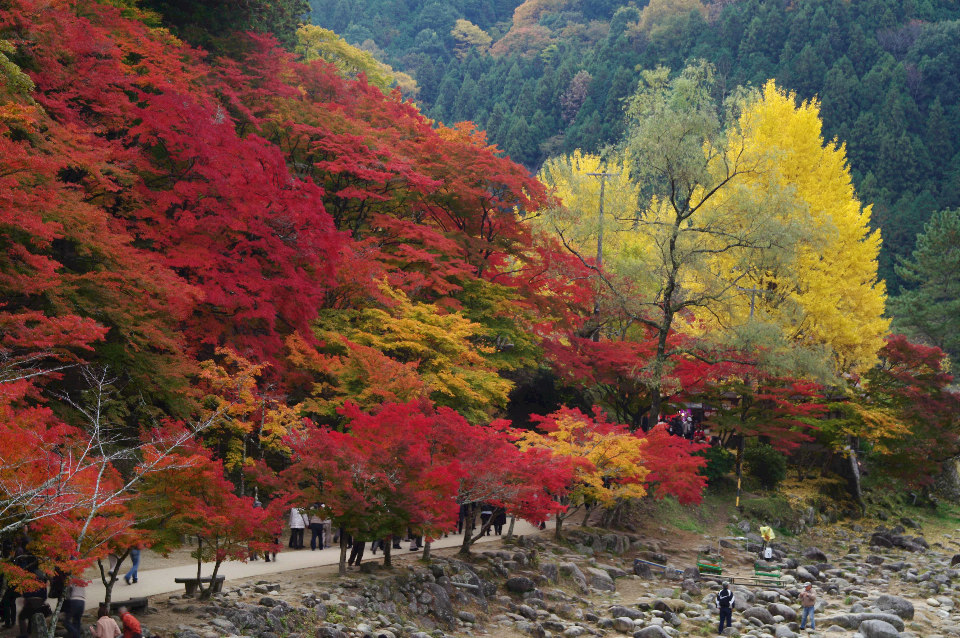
left=174, top=575, right=225, bottom=596
left=754, top=562, right=782, bottom=584
left=108, top=598, right=149, bottom=613
left=697, top=553, right=723, bottom=576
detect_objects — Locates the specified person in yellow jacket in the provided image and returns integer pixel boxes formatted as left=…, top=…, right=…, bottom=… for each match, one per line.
left=759, top=525, right=775, bottom=559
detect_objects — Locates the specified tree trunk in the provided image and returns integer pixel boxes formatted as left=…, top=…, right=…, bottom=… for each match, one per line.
left=383, top=538, right=392, bottom=569
left=97, top=548, right=129, bottom=606
left=422, top=540, right=431, bottom=561
left=459, top=504, right=494, bottom=555
left=458, top=505, right=477, bottom=555
left=194, top=536, right=205, bottom=598
left=338, top=531, right=348, bottom=576
left=554, top=514, right=564, bottom=540
left=846, top=438, right=866, bottom=512
left=505, top=515, right=516, bottom=539
left=200, top=559, right=223, bottom=600
left=43, top=596, right=64, bottom=638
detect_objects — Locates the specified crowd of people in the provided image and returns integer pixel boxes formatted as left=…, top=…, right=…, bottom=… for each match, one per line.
left=269, top=502, right=512, bottom=568
left=0, top=536, right=144, bottom=638
left=660, top=410, right=723, bottom=446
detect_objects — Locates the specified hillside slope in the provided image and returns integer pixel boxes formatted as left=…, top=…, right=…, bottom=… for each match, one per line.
left=309, top=0, right=960, bottom=289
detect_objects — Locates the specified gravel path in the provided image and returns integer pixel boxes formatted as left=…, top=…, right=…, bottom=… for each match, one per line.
left=84, top=521, right=543, bottom=610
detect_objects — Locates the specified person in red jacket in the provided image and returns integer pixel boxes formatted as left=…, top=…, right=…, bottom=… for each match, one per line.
left=117, top=607, right=142, bottom=638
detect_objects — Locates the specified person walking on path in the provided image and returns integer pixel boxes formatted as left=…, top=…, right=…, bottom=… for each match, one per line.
left=347, top=535, right=364, bottom=567
left=288, top=507, right=307, bottom=549
left=118, top=606, right=142, bottom=638
left=799, top=583, right=817, bottom=630
left=61, top=583, right=86, bottom=638
left=308, top=507, right=325, bottom=551
left=89, top=604, right=120, bottom=638
left=715, top=581, right=735, bottom=634
left=124, top=545, right=141, bottom=584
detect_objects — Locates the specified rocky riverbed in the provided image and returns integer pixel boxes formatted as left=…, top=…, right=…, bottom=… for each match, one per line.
left=136, top=521, right=960, bottom=638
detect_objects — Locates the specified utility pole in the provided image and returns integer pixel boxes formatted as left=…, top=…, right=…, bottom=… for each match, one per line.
left=733, top=284, right=764, bottom=510
left=586, top=171, right=619, bottom=342
left=736, top=285, right=764, bottom=319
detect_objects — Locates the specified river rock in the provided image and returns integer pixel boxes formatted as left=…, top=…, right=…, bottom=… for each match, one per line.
left=819, top=613, right=905, bottom=632
left=632, top=627, right=670, bottom=638
left=609, top=606, right=644, bottom=620
left=560, top=562, right=589, bottom=593
left=585, top=567, right=616, bottom=591
left=859, top=618, right=901, bottom=638
left=742, top=606, right=775, bottom=625
left=612, top=617, right=635, bottom=632
left=421, top=582, right=455, bottom=626
left=768, top=603, right=797, bottom=622
left=506, top=577, right=536, bottom=594
left=876, top=593, right=915, bottom=620
left=540, top=562, right=559, bottom=584
left=633, top=561, right=653, bottom=579
left=803, top=548, right=828, bottom=562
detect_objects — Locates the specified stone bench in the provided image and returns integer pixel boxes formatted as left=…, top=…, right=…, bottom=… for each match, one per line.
left=108, top=598, right=149, bottom=613
left=173, top=575, right=225, bottom=596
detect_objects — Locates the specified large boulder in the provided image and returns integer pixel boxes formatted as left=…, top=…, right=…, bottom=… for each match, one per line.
left=612, top=617, right=635, bottom=633
left=681, top=578, right=701, bottom=595
left=633, top=561, right=653, bottom=579
left=742, top=606, right=775, bottom=625
left=596, top=563, right=629, bottom=579
left=420, top=582, right=456, bottom=626
left=819, top=613, right=905, bottom=632
left=505, top=576, right=536, bottom=594
left=795, top=566, right=817, bottom=582
left=859, top=619, right=901, bottom=638
left=876, top=594, right=914, bottom=620
left=559, top=563, right=589, bottom=593
left=768, top=603, right=797, bottom=622
left=540, top=562, right=559, bottom=584
left=585, top=567, right=616, bottom=592
left=608, top=606, right=644, bottom=620
left=870, top=533, right=894, bottom=548
left=632, top=627, right=670, bottom=638
left=803, top=547, right=828, bottom=562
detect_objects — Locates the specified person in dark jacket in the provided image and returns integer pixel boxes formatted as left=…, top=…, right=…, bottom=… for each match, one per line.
left=347, top=534, right=364, bottom=567
left=493, top=508, right=507, bottom=536
left=715, top=581, right=735, bottom=634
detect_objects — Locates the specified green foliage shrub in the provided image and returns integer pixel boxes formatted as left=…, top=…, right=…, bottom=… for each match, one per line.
left=697, top=445, right=735, bottom=485
left=744, top=443, right=787, bottom=490
left=741, top=494, right=798, bottom=531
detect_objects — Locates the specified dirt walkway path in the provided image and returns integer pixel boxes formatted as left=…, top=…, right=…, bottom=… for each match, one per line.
left=84, top=521, right=543, bottom=610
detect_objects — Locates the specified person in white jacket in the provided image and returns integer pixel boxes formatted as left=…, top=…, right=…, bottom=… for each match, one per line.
left=288, top=507, right=307, bottom=549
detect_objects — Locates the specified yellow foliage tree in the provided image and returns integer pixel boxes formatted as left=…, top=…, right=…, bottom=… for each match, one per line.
left=709, top=81, right=889, bottom=373
left=637, top=0, right=706, bottom=34
left=199, top=349, right=298, bottom=486
left=517, top=408, right=649, bottom=537
left=294, top=284, right=513, bottom=424
left=451, top=19, right=493, bottom=59
left=295, top=25, right=418, bottom=96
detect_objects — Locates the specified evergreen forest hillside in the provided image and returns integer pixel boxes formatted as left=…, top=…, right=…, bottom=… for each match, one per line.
left=308, top=0, right=960, bottom=291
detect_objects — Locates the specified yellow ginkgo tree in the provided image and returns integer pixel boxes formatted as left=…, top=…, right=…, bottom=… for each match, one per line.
left=704, top=80, right=889, bottom=373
